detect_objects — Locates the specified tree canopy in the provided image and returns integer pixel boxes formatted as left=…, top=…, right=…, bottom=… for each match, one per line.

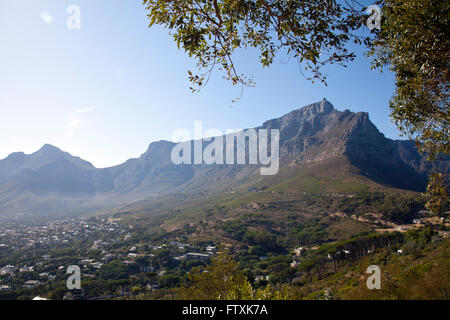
left=368, top=0, right=449, bottom=159
left=177, top=252, right=292, bottom=299
left=144, top=0, right=369, bottom=92
left=368, top=0, right=449, bottom=215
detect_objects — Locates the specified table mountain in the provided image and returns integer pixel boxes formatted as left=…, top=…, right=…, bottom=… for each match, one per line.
left=0, top=99, right=446, bottom=220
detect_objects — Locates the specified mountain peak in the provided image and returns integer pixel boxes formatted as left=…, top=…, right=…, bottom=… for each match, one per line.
left=31, top=144, right=95, bottom=170
left=300, top=98, right=334, bottom=114
left=5, top=152, right=25, bottom=160
left=141, top=140, right=176, bottom=162
left=147, top=140, right=175, bottom=149
left=282, top=99, right=335, bottom=121
left=37, top=144, right=62, bottom=154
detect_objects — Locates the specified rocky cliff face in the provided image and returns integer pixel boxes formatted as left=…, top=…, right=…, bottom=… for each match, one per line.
left=254, top=99, right=436, bottom=190
left=260, top=100, right=385, bottom=164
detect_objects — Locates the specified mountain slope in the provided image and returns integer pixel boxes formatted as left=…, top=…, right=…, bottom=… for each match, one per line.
left=0, top=99, right=446, bottom=220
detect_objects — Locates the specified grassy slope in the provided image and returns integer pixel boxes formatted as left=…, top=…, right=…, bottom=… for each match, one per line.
left=295, top=238, right=449, bottom=300
left=106, top=157, right=422, bottom=251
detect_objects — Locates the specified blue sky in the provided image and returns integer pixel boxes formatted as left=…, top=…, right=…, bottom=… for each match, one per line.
left=0, top=0, right=401, bottom=168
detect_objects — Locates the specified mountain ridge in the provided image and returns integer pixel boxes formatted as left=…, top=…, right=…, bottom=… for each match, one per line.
left=0, top=99, right=446, bottom=220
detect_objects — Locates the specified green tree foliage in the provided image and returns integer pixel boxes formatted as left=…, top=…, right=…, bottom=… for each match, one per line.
left=338, top=192, right=425, bottom=224
left=368, top=0, right=449, bottom=215
left=159, top=273, right=183, bottom=288
left=177, top=252, right=292, bottom=299
left=405, top=226, right=436, bottom=247
left=143, top=0, right=367, bottom=92
left=99, top=261, right=128, bottom=280
left=369, top=0, right=449, bottom=159
left=425, top=173, right=449, bottom=218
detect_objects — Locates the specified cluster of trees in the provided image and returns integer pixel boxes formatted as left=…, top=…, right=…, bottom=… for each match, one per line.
left=312, top=232, right=404, bottom=278
left=298, top=228, right=448, bottom=300
left=295, top=226, right=441, bottom=286
left=338, top=192, right=424, bottom=223
left=177, top=253, right=293, bottom=299
left=220, top=220, right=284, bottom=254
left=286, top=217, right=330, bottom=246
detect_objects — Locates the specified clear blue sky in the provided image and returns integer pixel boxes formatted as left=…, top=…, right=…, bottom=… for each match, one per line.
left=0, top=0, right=402, bottom=168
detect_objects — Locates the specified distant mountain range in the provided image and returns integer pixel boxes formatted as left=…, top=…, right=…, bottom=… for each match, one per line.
left=0, top=99, right=447, bottom=221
